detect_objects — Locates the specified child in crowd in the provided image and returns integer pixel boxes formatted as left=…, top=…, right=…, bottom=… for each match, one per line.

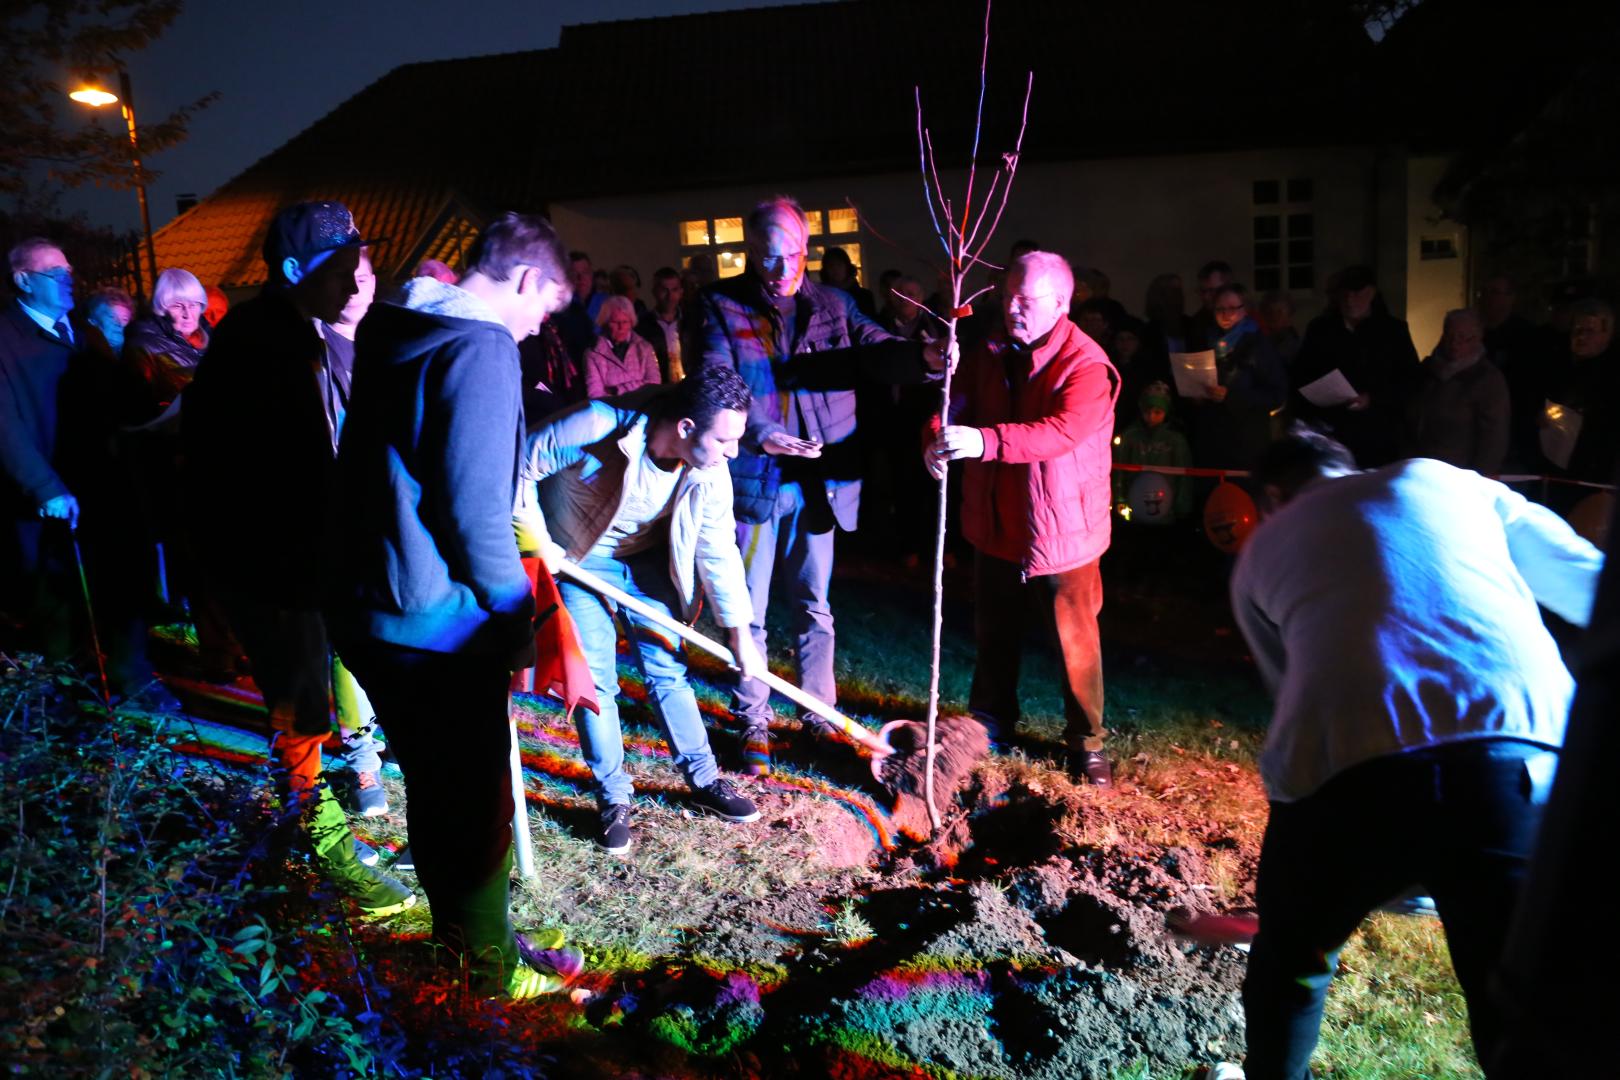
left=1113, top=381, right=1193, bottom=519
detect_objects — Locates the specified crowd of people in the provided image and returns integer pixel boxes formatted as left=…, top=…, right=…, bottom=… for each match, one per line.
left=1, top=192, right=1612, bottom=1076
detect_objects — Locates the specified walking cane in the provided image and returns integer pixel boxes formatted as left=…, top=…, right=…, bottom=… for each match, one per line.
left=508, top=697, right=538, bottom=881
left=70, top=532, right=114, bottom=713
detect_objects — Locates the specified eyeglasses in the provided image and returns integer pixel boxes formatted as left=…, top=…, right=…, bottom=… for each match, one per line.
left=165, top=300, right=205, bottom=314
left=28, top=267, right=74, bottom=286
left=1213, top=304, right=1246, bottom=315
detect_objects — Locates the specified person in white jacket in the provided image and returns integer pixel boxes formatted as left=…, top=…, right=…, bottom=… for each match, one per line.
left=514, top=365, right=764, bottom=854
left=1229, top=426, right=1604, bottom=1079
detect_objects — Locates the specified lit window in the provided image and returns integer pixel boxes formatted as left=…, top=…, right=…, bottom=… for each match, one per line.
left=680, top=219, right=710, bottom=247
left=827, top=207, right=859, bottom=234
left=716, top=250, right=747, bottom=279
left=804, top=210, right=824, bottom=235
left=713, top=216, right=744, bottom=244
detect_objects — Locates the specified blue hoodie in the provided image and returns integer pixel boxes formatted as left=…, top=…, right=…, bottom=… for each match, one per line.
left=327, top=278, right=533, bottom=657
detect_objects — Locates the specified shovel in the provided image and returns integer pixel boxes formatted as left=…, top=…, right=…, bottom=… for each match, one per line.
left=554, top=558, right=982, bottom=791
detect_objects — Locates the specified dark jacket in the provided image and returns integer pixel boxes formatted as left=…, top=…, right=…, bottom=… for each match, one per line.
left=1546, top=345, right=1620, bottom=483
left=636, top=308, right=694, bottom=384
left=1291, top=309, right=1421, bottom=467
left=1412, top=350, right=1510, bottom=475
left=699, top=275, right=925, bottom=528
left=0, top=300, right=75, bottom=514
left=327, top=278, right=533, bottom=658
left=181, top=289, right=334, bottom=605
left=1191, top=318, right=1288, bottom=471
left=126, top=313, right=206, bottom=407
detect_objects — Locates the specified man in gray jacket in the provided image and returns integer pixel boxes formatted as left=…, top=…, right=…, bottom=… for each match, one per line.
left=700, top=196, right=946, bottom=769
left=515, top=366, right=763, bottom=855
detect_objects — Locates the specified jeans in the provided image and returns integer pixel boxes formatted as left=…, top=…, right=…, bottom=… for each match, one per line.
left=968, top=552, right=1106, bottom=751
left=559, top=548, right=719, bottom=806
left=334, top=636, right=520, bottom=971
left=1242, top=739, right=1555, bottom=1079
left=733, top=481, right=838, bottom=724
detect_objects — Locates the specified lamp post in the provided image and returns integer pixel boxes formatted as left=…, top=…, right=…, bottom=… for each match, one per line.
left=70, top=71, right=159, bottom=298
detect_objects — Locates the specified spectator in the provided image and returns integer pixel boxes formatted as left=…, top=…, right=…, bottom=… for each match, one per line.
left=584, top=296, right=661, bottom=398
left=554, top=250, right=606, bottom=363
left=701, top=196, right=947, bottom=770
left=127, top=268, right=209, bottom=406
left=1109, top=314, right=1172, bottom=431
left=609, top=264, right=647, bottom=317
left=518, top=320, right=582, bottom=422
left=1078, top=268, right=1129, bottom=331
left=819, top=246, right=876, bottom=318
left=1478, top=274, right=1557, bottom=470
left=1411, top=309, right=1510, bottom=475
left=82, top=286, right=135, bottom=357
left=1113, top=380, right=1193, bottom=519
left=202, top=285, right=229, bottom=337
left=1192, top=259, right=1234, bottom=344
left=1544, top=298, right=1619, bottom=483
left=1257, top=289, right=1301, bottom=368
left=513, top=367, right=763, bottom=854
left=1230, top=428, right=1602, bottom=1079
left=415, top=258, right=459, bottom=284
left=1290, top=265, right=1420, bottom=467
left=1144, top=272, right=1203, bottom=356
left=1190, top=283, right=1288, bottom=474
left=1, top=238, right=80, bottom=658
left=183, top=202, right=413, bottom=918
left=636, top=266, right=691, bottom=384
left=925, top=250, right=1119, bottom=785
left=329, top=211, right=574, bottom=998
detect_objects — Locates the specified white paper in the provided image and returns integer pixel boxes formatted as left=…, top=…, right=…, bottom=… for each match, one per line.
left=1169, top=350, right=1218, bottom=399
left=1539, top=399, right=1583, bottom=470
left=1298, top=368, right=1360, bottom=408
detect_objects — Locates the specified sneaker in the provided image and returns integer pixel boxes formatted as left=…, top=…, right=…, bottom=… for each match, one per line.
left=690, top=778, right=760, bottom=823
left=597, top=804, right=632, bottom=855
left=1379, top=889, right=1439, bottom=918
left=517, top=929, right=587, bottom=983
left=390, top=845, right=414, bottom=873
left=314, top=833, right=417, bottom=917
left=504, top=961, right=570, bottom=1000
left=1068, top=749, right=1114, bottom=787
left=353, top=769, right=389, bottom=817
left=354, top=838, right=380, bottom=866
left=740, top=721, right=772, bottom=777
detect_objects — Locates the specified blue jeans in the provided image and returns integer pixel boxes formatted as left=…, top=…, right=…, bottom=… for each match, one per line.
left=559, top=549, right=719, bottom=807
left=733, top=481, right=838, bottom=724
left=1242, top=739, right=1554, bottom=1079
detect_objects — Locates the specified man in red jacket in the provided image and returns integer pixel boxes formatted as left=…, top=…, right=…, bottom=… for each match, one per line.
left=926, top=250, right=1119, bottom=785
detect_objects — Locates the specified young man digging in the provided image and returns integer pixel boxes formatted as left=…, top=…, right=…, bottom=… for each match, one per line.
left=514, top=365, right=764, bottom=854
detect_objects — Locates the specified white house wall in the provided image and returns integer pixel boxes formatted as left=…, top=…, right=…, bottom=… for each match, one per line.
left=550, top=145, right=1412, bottom=331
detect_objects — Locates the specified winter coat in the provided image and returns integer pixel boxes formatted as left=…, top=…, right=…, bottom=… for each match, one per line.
left=126, top=313, right=206, bottom=406
left=1291, top=309, right=1421, bottom=467
left=180, top=289, right=335, bottom=606
left=326, top=277, right=533, bottom=657
left=949, top=318, right=1120, bottom=576
left=1191, top=319, right=1288, bottom=471
left=583, top=334, right=661, bottom=399
left=514, top=394, right=751, bottom=629
left=699, top=274, right=925, bottom=528
left=0, top=300, right=74, bottom=514
left=1411, top=350, right=1510, bottom=474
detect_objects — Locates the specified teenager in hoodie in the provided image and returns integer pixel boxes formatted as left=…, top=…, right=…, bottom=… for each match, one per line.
left=328, top=213, right=576, bottom=999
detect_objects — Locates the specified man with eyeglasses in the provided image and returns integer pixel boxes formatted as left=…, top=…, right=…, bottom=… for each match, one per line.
left=925, top=250, right=1120, bottom=786
left=699, top=196, right=949, bottom=773
left=1, top=238, right=81, bottom=656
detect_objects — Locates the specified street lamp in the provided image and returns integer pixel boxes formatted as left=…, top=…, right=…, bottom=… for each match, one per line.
left=69, top=71, right=160, bottom=298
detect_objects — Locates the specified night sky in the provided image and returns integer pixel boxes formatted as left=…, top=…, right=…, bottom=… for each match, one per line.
left=57, top=0, right=790, bottom=233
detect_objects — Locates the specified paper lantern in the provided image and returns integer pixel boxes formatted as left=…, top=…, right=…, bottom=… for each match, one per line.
left=1567, top=492, right=1614, bottom=549
left=1204, top=481, right=1258, bottom=553
left=1126, top=471, right=1175, bottom=525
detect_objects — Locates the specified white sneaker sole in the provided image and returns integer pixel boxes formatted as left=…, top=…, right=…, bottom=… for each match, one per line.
left=693, top=804, right=761, bottom=824
left=359, top=892, right=416, bottom=918
left=596, top=838, right=631, bottom=856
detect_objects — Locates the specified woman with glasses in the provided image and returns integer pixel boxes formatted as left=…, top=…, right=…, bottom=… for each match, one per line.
left=127, top=268, right=211, bottom=407
left=1190, top=282, right=1288, bottom=484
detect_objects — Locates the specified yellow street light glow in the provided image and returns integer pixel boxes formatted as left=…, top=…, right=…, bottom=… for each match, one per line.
left=70, top=86, right=119, bottom=107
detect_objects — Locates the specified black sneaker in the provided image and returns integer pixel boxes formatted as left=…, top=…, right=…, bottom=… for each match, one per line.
left=313, top=834, right=417, bottom=917
left=597, top=803, right=632, bottom=855
left=690, top=778, right=760, bottom=823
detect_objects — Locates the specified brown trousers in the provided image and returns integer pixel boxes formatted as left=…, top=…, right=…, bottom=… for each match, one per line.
left=969, top=552, right=1106, bottom=752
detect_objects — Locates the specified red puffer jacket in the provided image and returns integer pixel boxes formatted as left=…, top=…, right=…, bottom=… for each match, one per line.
left=949, top=318, right=1119, bottom=577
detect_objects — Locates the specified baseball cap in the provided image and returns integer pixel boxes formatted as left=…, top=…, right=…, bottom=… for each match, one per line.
left=263, top=201, right=367, bottom=281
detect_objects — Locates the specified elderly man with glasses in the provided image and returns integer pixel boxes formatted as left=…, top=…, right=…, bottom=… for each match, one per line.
left=1, top=238, right=82, bottom=657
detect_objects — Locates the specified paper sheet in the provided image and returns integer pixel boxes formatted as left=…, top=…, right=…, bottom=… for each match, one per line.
left=1539, top=400, right=1583, bottom=470
left=1169, top=350, right=1218, bottom=399
left=1298, top=368, right=1360, bottom=408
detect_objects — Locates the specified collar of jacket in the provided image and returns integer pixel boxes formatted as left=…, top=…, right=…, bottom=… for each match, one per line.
left=989, top=315, right=1084, bottom=376
left=396, top=275, right=506, bottom=328
left=606, top=399, right=722, bottom=490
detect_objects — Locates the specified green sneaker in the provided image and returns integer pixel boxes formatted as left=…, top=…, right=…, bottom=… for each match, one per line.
left=504, top=962, right=568, bottom=999
left=313, top=831, right=417, bottom=917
